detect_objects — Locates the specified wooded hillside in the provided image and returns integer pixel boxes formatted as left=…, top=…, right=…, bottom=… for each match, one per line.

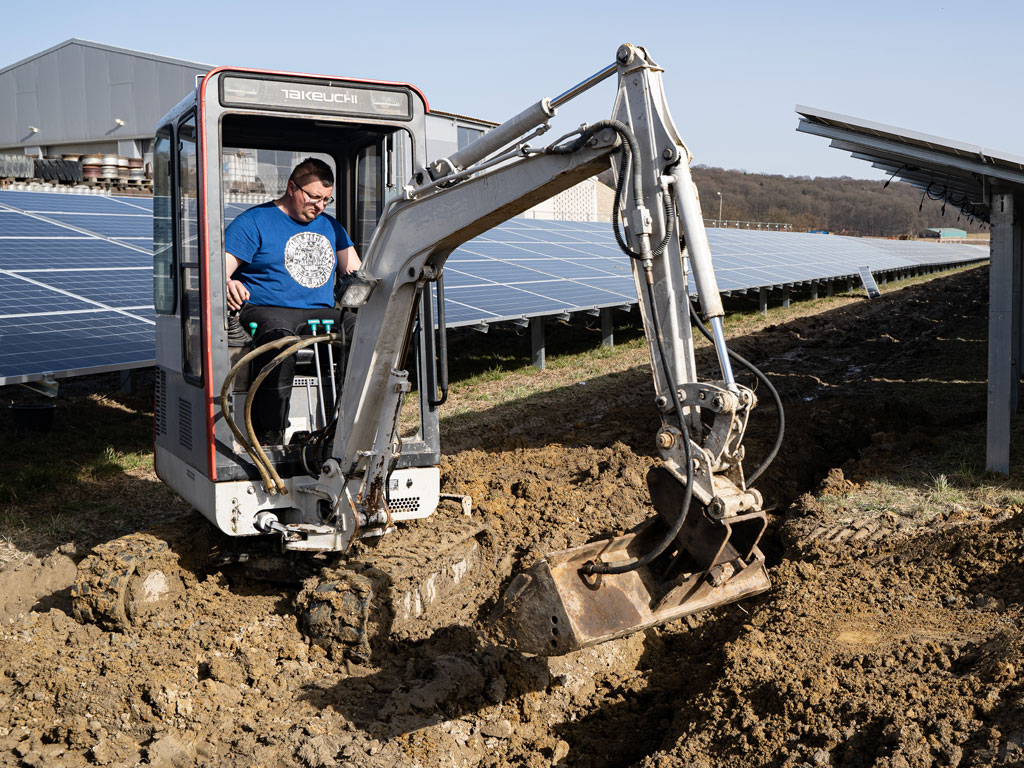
left=688, top=166, right=987, bottom=237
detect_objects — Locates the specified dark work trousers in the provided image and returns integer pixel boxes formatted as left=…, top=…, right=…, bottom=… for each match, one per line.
left=239, top=304, right=356, bottom=439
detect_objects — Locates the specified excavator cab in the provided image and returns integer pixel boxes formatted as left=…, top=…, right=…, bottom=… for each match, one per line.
left=151, top=69, right=444, bottom=539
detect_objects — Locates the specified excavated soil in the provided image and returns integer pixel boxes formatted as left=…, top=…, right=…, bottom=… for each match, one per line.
left=2, top=265, right=1023, bottom=767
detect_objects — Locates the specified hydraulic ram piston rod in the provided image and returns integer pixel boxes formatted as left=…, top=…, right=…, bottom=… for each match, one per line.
left=550, top=62, right=618, bottom=108
left=670, top=165, right=737, bottom=389
left=430, top=62, right=619, bottom=180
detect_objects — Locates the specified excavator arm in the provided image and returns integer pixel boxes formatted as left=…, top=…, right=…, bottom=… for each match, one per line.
left=301, top=44, right=775, bottom=654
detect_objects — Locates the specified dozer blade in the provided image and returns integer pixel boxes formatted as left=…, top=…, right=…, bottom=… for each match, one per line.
left=490, top=466, right=771, bottom=656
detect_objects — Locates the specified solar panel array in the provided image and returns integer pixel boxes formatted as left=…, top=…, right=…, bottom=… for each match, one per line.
left=441, top=220, right=987, bottom=327
left=0, top=191, right=155, bottom=385
left=0, top=190, right=988, bottom=385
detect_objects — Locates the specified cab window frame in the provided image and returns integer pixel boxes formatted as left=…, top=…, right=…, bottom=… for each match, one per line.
left=177, top=111, right=204, bottom=387
left=152, top=125, right=176, bottom=316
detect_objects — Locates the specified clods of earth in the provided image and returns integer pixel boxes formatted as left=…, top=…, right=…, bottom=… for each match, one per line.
left=1, top=265, right=1022, bottom=767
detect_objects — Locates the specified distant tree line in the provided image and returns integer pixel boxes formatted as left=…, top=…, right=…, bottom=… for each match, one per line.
left=687, top=166, right=987, bottom=238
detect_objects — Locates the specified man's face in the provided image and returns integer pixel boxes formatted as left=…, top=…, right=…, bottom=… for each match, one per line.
left=285, top=177, right=333, bottom=223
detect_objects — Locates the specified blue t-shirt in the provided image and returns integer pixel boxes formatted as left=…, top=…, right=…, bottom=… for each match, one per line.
left=225, top=202, right=354, bottom=309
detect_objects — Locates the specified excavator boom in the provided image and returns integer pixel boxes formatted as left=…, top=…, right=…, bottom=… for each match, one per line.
left=313, top=44, right=774, bottom=653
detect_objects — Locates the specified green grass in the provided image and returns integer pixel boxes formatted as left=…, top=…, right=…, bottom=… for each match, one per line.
left=0, top=385, right=185, bottom=555
left=814, top=415, right=1024, bottom=533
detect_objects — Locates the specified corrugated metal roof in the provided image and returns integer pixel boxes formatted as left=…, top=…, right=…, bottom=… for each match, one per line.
left=0, top=40, right=210, bottom=149
left=0, top=38, right=210, bottom=76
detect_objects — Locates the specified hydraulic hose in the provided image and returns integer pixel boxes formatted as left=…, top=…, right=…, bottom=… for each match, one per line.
left=546, top=120, right=674, bottom=261
left=687, top=300, right=784, bottom=486
left=221, top=335, right=303, bottom=494
left=570, top=122, right=697, bottom=576
left=583, top=264, right=695, bottom=576
left=244, top=333, right=342, bottom=494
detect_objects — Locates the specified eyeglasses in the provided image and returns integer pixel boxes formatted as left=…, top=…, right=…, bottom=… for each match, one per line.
left=295, top=183, right=334, bottom=207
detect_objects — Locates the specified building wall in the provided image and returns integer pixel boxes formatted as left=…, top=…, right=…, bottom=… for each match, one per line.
left=0, top=41, right=601, bottom=222
left=0, top=40, right=207, bottom=157
left=521, top=177, right=613, bottom=223
left=424, top=111, right=491, bottom=163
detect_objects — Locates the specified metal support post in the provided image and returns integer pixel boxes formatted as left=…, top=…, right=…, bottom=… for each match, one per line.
left=847, top=277, right=853, bottom=292
left=782, top=285, right=791, bottom=309
left=1011, top=213, right=1024, bottom=417
left=532, top=317, right=546, bottom=371
left=600, top=307, right=614, bottom=348
left=759, top=286, right=768, bottom=316
left=811, top=281, right=819, bottom=300
left=987, top=190, right=1019, bottom=474
left=119, top=369, right=134, bottom=394
left=827, top=278, right=834, bottom=298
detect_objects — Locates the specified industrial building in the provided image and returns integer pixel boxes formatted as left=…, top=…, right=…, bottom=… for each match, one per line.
left=0, top=38, right=611, bottom=220
left=0, top=40, right=207, bottom=163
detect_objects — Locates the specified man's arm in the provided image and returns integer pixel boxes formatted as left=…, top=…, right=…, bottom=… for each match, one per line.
left=225, top=252, right=250, bottom=311
left=337, top=246, right=361, bottom=273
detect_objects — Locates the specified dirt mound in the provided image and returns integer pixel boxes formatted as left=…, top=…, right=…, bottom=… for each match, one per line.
left=0, top=548, right=77, bottom=625
left=3, top=266, right=1022, bottom=767
left=646, top=512, right=1024, bottom=768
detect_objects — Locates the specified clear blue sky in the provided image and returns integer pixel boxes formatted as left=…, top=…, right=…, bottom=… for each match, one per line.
left=5, top=0, right=1020, bottom=180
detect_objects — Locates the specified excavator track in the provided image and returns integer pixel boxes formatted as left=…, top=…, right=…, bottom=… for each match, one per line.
left=71, top=533, right=187, bottom=632
left=71, top=517, right=218, bottom=632
left=297, top=513, right=494, bottom=661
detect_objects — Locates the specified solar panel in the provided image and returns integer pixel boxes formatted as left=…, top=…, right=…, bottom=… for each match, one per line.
left=0, top=272, right=101, bottom=314
left=440, top=219, right=985, bottom=326
left=0, top=239, right=150, bottom=270
left=0, top=191, right=142, bottom=214
left=0, top=210, right=80, bottom=237
left=0, top=189, right=989, bottom=385
left=45, top=214, right=152, bottom=239
left=0, top=191, right=157, bottom=385
left=0, top=311, right=154, bottom=385
left=26, top=269, right=153, bottom=309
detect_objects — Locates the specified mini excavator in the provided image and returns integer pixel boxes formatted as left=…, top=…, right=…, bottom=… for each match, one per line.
left=72, top=44, right=783, bottom=658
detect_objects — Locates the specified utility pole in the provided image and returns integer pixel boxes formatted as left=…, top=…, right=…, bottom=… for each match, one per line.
left=716, top=191, right=723, bottom=226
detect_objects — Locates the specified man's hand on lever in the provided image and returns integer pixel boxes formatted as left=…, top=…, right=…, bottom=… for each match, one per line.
left=226, top=279, right=250, bottom=312
left=225, top=252, right=250, bottom=311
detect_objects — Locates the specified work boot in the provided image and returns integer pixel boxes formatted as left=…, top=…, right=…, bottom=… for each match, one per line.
left=256, top=430, right=285, bottom=447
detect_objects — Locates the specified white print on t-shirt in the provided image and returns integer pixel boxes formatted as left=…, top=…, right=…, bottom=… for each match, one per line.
left=283, top=231, right=334, bottom=288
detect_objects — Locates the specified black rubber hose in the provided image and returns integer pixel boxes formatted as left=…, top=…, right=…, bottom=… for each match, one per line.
left=687, top=300, right=784, bottom=486
left=546, top=120, right=673, bottom=260
left=583, top=268, right=695, bottom=576
left=551, top=121, right=695, bottom=575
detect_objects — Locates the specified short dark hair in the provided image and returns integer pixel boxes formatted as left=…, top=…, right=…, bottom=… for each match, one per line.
left=289, top=157, right=334, bottom=188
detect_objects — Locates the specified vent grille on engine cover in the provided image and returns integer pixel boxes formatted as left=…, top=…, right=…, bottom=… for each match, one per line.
left=389, top=496, right=421, bottom=514
left=178, top=398, right=192, bottom=451
left=155, top=369, right=167, bottom=437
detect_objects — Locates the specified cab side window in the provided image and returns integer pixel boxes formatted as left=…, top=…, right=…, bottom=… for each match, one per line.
left=178, top=115, right=203, bottom=383
left=153, top=127, right=175, bottom=315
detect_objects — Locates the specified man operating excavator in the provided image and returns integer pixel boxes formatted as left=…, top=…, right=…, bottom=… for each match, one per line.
left=224, top=158, right=361, bottom=446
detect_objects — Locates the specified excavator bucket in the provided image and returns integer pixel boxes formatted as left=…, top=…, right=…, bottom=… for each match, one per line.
left=491, top=466, right=770, bottom=655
